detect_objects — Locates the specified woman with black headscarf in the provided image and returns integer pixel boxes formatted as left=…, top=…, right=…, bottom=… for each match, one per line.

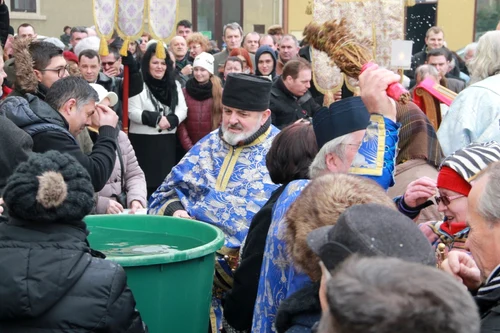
left=129, top=42, right=187, bottom=197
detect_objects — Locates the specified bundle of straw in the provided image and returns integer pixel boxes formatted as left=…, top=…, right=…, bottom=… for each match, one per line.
left=303, top=18, right=410, bottom=103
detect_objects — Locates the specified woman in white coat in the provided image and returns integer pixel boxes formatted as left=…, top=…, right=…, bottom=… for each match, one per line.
left=129, top=43, right=187, bottom=197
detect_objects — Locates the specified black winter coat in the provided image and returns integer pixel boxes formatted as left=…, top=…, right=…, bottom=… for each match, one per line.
left=270, top=78, right=321, bottom=129
left=0, top=218, right=147, bottom=333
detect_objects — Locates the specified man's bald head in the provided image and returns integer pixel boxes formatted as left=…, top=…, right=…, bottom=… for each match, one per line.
left=169, top=36, right=185, bottom=47
left=170, top=36, right=188, bottom=60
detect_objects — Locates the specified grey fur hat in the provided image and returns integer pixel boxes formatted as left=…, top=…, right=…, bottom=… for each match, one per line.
left=3, top=150, right=94, bottom=223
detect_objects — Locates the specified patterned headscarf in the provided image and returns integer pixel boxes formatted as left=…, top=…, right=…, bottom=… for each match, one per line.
left=396, top=102, right=444, bottom=168
left=440, top=141, right=500, bottom=182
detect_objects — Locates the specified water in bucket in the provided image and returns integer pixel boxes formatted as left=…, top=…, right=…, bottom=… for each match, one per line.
left=88, top=226, right=203, bottom=257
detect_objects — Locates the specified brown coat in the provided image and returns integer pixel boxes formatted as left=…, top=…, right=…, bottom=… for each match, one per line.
left=96, top=131, right=147, bottom=213
left=387, top=159, right=442, bottom=224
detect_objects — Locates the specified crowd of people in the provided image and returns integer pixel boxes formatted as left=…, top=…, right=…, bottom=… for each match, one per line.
left=1, top=0, right=500, bottom=331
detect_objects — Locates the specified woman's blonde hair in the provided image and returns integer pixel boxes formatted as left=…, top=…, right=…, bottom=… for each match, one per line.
left=186, top=32, right=210, bottom=52
left=284, top=173, right=396, bottom=281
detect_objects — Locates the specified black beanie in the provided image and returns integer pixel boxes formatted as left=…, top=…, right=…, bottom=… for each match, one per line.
left=3, top=150, right=95, bottom=223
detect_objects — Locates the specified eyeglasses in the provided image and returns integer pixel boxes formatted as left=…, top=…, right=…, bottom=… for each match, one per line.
left=40, top=64, right=69, bottom=78
left=101, top=59, right=119, bottom=67
left=435, top=194, right=465, bottom=206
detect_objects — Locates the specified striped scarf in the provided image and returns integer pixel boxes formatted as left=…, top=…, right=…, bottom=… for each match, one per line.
left=476, top=264, right=500, bottom=317
left=478, top=265, right=500, bottom=298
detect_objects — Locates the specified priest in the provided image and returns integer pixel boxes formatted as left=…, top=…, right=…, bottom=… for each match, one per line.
left=148, top=73, right=280, bottom=332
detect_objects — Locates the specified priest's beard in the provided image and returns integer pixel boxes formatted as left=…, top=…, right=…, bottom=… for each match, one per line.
left=222, top=114, right=263, bottom=146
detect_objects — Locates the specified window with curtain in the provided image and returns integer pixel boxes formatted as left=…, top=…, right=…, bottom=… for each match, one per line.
left=10, top=0, right=36, bottom=13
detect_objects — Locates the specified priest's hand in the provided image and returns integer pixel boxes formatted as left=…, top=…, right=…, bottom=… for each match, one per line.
left=0, top=198, right=3, bottom=216
left=359, top=64, right=399, bottom=122
left=403, top=177, right=437, bottom=208
left=173, top=210, right=192, bottom=219
left=441, top=251, right=482, bottom=291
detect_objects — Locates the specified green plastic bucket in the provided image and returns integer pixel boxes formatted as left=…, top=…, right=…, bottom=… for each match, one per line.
left=84, top=215, right=225, bottom=333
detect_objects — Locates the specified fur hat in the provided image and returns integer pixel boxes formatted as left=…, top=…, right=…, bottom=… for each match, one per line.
left=193, top=52, right=214, bottom=75
left=3, top=151, right=95, bottom=223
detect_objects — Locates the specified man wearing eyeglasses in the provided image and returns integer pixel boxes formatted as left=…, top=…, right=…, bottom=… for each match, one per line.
left=100, top=47, right=123, bottom=78
left=241, top=66, right=402, bottom=333
left=78, top=47, right=144, bottom=122
left=8, top=40, right=68, bottom=100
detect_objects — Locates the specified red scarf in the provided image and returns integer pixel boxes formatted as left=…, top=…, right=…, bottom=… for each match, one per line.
left=440, top=221, right=467, bottom=235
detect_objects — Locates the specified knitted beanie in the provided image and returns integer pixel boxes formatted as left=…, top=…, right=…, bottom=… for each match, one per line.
left=437, top=166, right=471, bottom=196
left=437, top=141, right=500, bottom=195
left=193, top=52, right=214, bottom=75
left=3, top=150, right=95, bottom=223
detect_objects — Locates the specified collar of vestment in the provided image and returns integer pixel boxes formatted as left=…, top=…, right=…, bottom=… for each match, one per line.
left=219, top=116, right=272, bottom=147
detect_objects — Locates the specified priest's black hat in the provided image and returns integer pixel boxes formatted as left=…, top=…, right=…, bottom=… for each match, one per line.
left=312, top=97, right=370, bottom=149
left=222, top=73, right=272, bottom=111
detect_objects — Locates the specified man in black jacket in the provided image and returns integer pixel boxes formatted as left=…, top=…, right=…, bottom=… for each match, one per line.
left=270, top=58, right=321, bottom=129
left=0, top=76, right=118, bottom=192
left=79, top=48, right=143, bottom=121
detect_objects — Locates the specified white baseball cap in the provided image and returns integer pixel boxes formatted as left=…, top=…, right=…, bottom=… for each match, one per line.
left=89, top=83, right=119, bottom=107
